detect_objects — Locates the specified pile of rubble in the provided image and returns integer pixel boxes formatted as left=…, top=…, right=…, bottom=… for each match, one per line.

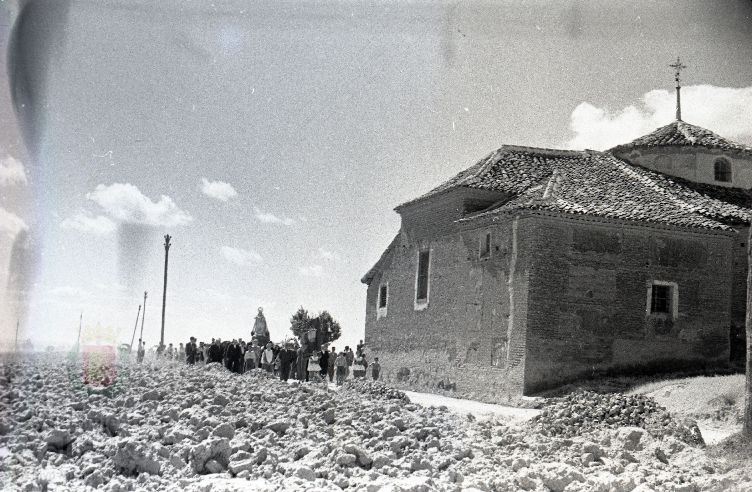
left=531, top=390, right=703, bottom=445
left=342, top=380, right=410, bottom=402
left=1, top=354, right=749, bottom=491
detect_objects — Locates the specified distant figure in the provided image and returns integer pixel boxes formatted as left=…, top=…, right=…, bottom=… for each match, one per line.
left=327, top=346, right=336, bottom=382
left=319, top=347, right=330, bottom=380
left=356, top=339, right=365, bottom=357
left=352, top=353, right=367, bottom=379
left=178, top=343, right=184, bottom=360
left=308, top=350, right=322, bottom=382
left=245, top=339, right=261, bottom=371
left=167, top=343, right=174, bottom=359
left=261, top=342, right=275, bottom=372
left=208, top=339, right=222, bottom=363
left=224, top=339, right=240, bottom=372
left=136, top=339, right=145, bottom=363
left=335, top=351, right=348, bottom=386
left=370, top=357, right=381, bottom=381
left=274, top=343, right=292, bottom=381
left=251, top=307, right=270, bottom=346
left=296, top=347, right=307, bottom=382
left=198, top=342, right=206, bottom=363
left=186, top=337, right=198, bottom=365
left=345, top=346, right=354, bottom=379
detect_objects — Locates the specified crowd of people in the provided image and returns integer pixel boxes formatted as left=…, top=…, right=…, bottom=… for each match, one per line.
left=134, top=336, right=381, bottom=384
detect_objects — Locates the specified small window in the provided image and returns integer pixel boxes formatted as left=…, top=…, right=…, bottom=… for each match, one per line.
left=714, top=158, right=732, bottom=182
left=480, top=232, right=491, bottom=258
left=416, top=250, right=430, bottom=304
left=377, top=283, right=388, bottom=319
left=378, top=284, right=388, bottom=309
left=650, top=284, right=672, bottom=314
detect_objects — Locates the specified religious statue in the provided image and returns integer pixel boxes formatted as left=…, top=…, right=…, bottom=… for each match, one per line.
left=251, top=307, right=270, bottom=346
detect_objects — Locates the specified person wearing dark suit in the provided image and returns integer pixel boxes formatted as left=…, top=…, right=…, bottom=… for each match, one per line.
left=185, top=337, right=198, bottom=365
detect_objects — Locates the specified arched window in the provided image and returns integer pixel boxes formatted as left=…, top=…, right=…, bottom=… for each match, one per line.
left=714, top=158, right=732, bottom=182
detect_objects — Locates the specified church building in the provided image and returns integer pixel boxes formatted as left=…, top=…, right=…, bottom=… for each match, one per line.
left=361, top=67, right=752, bottom=400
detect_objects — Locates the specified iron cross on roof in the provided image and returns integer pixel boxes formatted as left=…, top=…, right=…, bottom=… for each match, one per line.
left=669, top=57, right=687, bottom=85
left=669, top=57, right=687, bottom=121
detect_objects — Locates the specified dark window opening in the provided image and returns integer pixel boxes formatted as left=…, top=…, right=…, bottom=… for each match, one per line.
left=480, top=232, right=491, bottom=257
left=714, top=158, right=732, bottom=182
left=416, top=250, right=430, bottom=302
left=650, top=285, right=671, bottom=314
left=378, top=284, right=388, bottom=309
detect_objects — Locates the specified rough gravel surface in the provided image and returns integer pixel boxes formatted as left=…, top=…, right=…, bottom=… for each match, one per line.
left=1, top=353, right=751, bottom=491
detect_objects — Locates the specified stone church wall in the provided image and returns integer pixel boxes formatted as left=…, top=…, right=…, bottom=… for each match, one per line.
left=364, top=213, right=532, bottom=403
left=617, top=147, right=752, bottom=189
left=522, top=214, right=735, bottom=393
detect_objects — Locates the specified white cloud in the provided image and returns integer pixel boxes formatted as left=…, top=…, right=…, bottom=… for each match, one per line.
left=318, top=247, right=341, bottom=262
left=253, top=207, right=295, bottom=226
left=0, top=207, right=28, bottom=238
left=60, top=211, right=116, bottom=236
left=0, top=155, right=28, bottom=186
left=86, top=183, right=192, bottom=227
left=201, top=177, right=237, bottom=202
left=565, top=85, right=752, bottom=151
left=299, top=264, right=324, bottom=277
left=220, top=246, right=263, bottom=266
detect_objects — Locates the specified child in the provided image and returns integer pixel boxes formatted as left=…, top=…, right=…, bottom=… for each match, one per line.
left=307, top=351, right=322, bottom=382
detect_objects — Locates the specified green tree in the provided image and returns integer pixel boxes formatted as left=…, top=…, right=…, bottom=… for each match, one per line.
left=289, top=306, right=342, bottom=345
left=318, top=310, right=342, bottom=344
left=289, top=306, right=311, bottom=339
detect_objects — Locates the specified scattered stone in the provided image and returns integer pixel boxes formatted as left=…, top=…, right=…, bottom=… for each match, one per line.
left=112, top=439, right=162, bottom=476
left=44, top=429, right=74, bottom=452
left=141, top=389, right=161, bottom=402
left=211, top=422, right=235, bottom=440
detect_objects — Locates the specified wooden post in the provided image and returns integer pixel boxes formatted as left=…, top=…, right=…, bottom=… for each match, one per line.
left=76, top=312, right=83, bottom=352
left=160, top=235, right=172, bottom=353
left=129, top=305, right=141, bottom=353
left=139, top=291, right=147, bottom=342
left=745, top=226, right=752, bottom=437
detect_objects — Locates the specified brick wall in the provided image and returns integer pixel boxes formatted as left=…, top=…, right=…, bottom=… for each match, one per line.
left=364, top=211, right=532, bottom=403
left=364, top=204, right=740, bottom=400
left=615, top=147, right=752, bottom=189
left=522, top=214, right=735, bottom=393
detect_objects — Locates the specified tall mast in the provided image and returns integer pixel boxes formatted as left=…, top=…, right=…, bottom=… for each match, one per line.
left=76, top=312, right=83, bottom=352
left=669, top=57, right=687, bottom=121
left=139, top=291, right=147, bottom=342
left=160, top=235, right=172, bottom=352
left=129, top=304, right=141, bottom=352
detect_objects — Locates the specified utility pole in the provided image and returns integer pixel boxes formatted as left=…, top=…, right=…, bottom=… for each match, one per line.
left=160, top=234, right=172, bottom=354
left=14, top=319, right=19, bottom=352
left=76, top=312, right=83, bottom=352
left=744, top=227, right=752, bottom=437
left=129, top=304, right=141, bottom=353
left=139, top=291, right=147, bottom=342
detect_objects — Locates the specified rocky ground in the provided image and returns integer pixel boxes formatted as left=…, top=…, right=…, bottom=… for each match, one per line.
left=1, top=353, right=751, bottom=491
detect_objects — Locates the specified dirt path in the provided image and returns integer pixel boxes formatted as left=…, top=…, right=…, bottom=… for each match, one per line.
left=402, top=390, right=540, bottom=424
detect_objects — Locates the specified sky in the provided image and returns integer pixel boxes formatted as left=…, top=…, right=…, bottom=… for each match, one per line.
left=1, top=0, right=752, bottom=351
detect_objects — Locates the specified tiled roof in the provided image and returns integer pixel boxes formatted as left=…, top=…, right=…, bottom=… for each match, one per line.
left=361, top=234, right=399, bottom=285
left=609, top=120, right=752, bottom=157
left=366, top=142, right=752, bottom=282
left=419, top=145, right=752, bottom=230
